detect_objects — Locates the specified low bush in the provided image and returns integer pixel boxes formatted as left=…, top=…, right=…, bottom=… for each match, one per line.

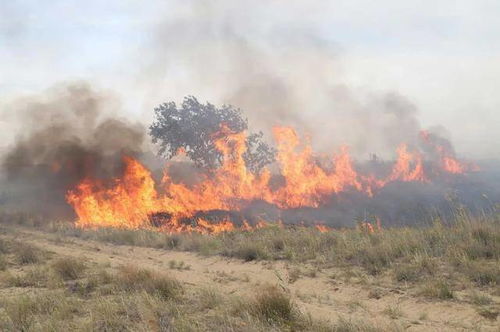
left=420, top=280, right=454, bottom=300
left=14, top=243, right=41, bottom=265
left=463, top=261, right=499, bottom=286
left=0, top=292, right=74, bottom=331
left=115, top=265, right=182, bottom=300
left=251, top=286, right=296, bottom=325
left=51, top=257, right=86, bottom=280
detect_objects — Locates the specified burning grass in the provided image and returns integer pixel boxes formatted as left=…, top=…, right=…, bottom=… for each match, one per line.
left=63, top=120, right=478, bottom=234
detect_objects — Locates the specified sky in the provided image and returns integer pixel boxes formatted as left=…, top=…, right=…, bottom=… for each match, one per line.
left=1, top=0, right=499, bottom=158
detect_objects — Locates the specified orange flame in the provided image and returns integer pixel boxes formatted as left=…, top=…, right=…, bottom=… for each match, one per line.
left=315, top=224, right=331, bottom=233
left=388, top=144, right=427, bottom=183
left=358, top=218, right=382, bottom=234
left=67, top=126, right=472, bottom=233
left=419, top=130, right=476, bottom=174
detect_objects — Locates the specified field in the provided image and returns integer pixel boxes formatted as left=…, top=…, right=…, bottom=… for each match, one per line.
left=0, top=212, right=498, bottom=331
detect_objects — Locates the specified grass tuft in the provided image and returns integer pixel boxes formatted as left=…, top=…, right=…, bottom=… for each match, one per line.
left=0, top=292, right=75, bottom=331
left=383, top=305, right=404, bottom=319
left=251, top=286, right=296, bottom=325
left=51, top=257, right=86, bottom=280
left=420, top=279, right=454, bottom=300
left=476, top=307, right=499, bottom=321
left=14, top=243, right=41, bottom=265
left=115, top=264, right=183, bottom=300
left=225, top=242, right=268, bottom=261
left=469, top=291, right=493, bottom=306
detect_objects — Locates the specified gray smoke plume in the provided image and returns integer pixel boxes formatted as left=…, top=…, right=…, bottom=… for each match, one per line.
left=0, top=82, right=146, bottom=218
left=1, top=1, right=498, bottom=227
left=137, top=0, right=426, bottom=158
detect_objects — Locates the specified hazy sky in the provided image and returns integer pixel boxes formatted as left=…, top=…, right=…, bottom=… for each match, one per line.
left=1, top=0, right=499, bottom=158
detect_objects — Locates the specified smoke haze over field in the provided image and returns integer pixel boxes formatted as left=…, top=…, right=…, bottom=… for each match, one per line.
left=1, top=1, right=499, bottom=226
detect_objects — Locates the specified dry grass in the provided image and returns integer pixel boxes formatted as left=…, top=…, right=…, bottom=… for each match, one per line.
left=0, top=229, right=398, bottom=332
left=251, top=286, right=296, bottom=324
left=168, top=259, right=191, bottom=270
left=476, top=307, right=499, bottom=321
left=2, top=212, right=499, bottom=288
left=51, top=257, right=86, bottom=280
left=38, top=213, right=498, bottom=271
left=115, top=264, right=183, bottom=300
left=419, top=279, right=455, bottom=300
left=383, top=305, right=404, bottom=319
left=0, top=262, right=388, bottom=332
left=34, top=214, right=498, bottom=302
left=0, top=291, right=76, bottom=331
left=0, top=210, right=498, bottom=330
left=3, top=266, right=52, bottom=288
left=469, top=291, right=493, bottom=306
left=223, top=241, right=269, bottom=261
left=0, top=239, right=9, bottom=254
left=329, top=317, right=390, bottom=332
left=14, top=243, right=42, bottom=265
left=0, top=255, right=6, bottom=271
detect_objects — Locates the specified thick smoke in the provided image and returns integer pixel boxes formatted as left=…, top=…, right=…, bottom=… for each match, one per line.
left=0, top=81, right=497, bottom=226
left=1, top=1, right=498, bottom=227
left=0, top=82, right=146, bottom=218
left=139, top=0, right=426, bottom=158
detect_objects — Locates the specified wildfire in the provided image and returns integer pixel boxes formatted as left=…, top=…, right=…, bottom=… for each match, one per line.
left=358, top=217, right=382, bottom=234
left=315, top=224, right=331, bottom=233
left=67, top=126, right=473, bottom=233
left=419, top=130, right=477, bottom=174
left=388, top=144, right=427, bottom=183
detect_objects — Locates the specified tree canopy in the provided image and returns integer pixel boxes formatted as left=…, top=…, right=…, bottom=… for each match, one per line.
left=149, top=96, right=275, bottom=172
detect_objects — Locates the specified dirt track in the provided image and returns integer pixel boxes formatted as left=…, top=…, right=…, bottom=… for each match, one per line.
left=1, top=225, right=498, bottom=331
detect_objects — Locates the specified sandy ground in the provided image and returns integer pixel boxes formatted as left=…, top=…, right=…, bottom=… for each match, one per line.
left=1, top=226, right=498, bottom=331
